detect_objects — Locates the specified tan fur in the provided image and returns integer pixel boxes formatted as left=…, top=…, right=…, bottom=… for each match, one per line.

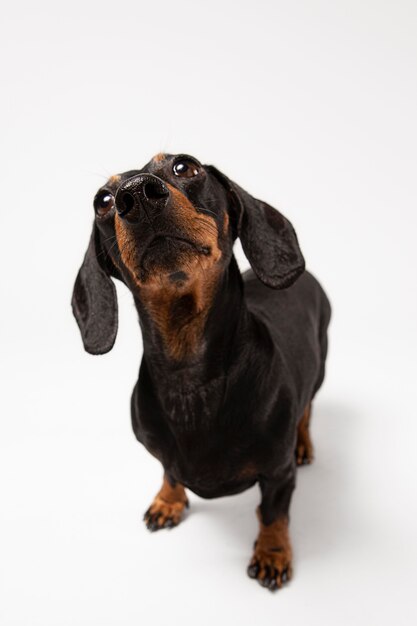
left=296, top=403, right=314, bottom=465
left=249, top=509, right=293, bottom=587
left=167, top=184, right=222, bottom=263
left=223, top=210, right=229, bottom=235
left=115, top=185, right=223, bottom=360
left=145, top=475, right=188, bottom=528
left=141, top=184, right=223, bottom=359
left=114, top=214, right=138, bottom=274
left=140, top=271, right=220, bottom=360
left=153, top=152, right=166, bottom=163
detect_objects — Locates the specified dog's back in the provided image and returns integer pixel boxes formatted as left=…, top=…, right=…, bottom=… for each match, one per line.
left=243, top=268, right=331, bottom=415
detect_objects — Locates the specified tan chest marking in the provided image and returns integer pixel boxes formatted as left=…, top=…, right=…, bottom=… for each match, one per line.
left=114, top=186, right=223, bottom=360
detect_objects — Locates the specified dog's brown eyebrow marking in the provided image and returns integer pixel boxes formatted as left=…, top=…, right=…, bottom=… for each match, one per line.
left=153, top=152, right=166, bottom=163
left=108, top=174, right=121, bottom=186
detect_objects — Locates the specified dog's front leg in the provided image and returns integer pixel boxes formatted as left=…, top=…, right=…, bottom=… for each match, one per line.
left=143, top=473, right=189, bottom=532
left=248, top=465, right=295, bottom=591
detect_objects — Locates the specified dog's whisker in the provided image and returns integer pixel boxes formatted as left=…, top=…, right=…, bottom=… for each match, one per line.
left=103, top=237, right=121, bottom=262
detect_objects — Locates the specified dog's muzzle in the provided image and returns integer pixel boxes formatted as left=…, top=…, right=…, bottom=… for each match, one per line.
left=115, top=174, right=170, bottom=222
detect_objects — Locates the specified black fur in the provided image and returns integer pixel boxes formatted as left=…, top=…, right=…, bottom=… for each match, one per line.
left=72, top=153, right=331, bottom=588
left=72, top=225, right=118, bottom=355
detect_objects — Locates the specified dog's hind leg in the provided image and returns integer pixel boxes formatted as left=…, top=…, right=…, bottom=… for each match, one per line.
left=295, top=403, right=314, bottom=466
left=143, top=474, right=189, bottom=532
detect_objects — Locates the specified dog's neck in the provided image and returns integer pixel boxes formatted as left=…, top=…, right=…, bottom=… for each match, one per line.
left=133, top=256, right=250, bottom=386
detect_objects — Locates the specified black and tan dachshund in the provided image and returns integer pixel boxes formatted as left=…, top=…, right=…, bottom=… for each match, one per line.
left=72, top=153, right=331, bottom=591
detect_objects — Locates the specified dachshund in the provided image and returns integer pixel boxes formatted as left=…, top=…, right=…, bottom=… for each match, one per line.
left=72, top=152, right=331, bottom=591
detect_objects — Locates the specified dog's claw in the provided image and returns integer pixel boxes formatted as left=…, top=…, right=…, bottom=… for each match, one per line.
left=143, top=488, right=188, bottom=532
left=250, top=561, right=290, bottom=591
left=247, top=540, right=292, bottom=591
left=164, top=518, right=175, bottom=528
left=144, top=510, right=177, bottom=532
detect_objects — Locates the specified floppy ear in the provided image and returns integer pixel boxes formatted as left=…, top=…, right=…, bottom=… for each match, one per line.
left=71, top=223, right=118, bottom=355
left=207, top=166, right=305, bottom=289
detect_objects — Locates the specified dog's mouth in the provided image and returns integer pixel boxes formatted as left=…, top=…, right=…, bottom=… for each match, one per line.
left=146, top=235, right=210, bottom=255
left=139, top=234, right=211, bottom=274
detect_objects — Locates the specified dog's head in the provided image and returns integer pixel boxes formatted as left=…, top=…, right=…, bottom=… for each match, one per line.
left=72, top=153, right=305, bottom=356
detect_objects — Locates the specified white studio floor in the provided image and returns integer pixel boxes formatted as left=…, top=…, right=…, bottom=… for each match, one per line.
left=2, top=1, right=417, bottom=623
left=1, top=323, right=416, bottom=625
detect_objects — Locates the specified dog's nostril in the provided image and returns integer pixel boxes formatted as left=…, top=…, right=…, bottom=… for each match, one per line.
left=143, top=181, right=169, bottom=201
left=119, top=192, right=135, bottom=215
left=116, top=177, right=169, bottom=218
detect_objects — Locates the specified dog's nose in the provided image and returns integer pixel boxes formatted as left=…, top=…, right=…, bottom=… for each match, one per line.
left=115, top=174, right=170, bottom=221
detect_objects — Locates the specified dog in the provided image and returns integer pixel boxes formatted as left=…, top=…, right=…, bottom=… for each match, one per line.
left=72, top=152, right=331, bottom=591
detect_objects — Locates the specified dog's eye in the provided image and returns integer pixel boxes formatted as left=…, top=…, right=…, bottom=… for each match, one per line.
left=94, top=192, right=115, bottom=217
left=173, top=159, right=201, bottom=178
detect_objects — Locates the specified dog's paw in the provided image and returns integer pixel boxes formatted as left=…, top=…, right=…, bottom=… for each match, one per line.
left=144, top=476, right=189, bottom=532
left=143, top=495, right=189, bottom=531
left=247, top=516, right=293, bottom=591
left=247, top=546, right=292, bottom=591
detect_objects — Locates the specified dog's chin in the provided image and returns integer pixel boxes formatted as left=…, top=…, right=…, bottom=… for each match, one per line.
left=140, top=237, right=200, bottom=279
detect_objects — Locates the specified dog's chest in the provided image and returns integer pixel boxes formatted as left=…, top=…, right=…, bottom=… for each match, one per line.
left=138, top=394, right=264, bottom=496
left=160, top=410, right=276, bottom=498
left=169, top=433, right=260, bottom=498
left=159, top=376, right=225, bottom=429
left=134, top=364, right=285, bottom=497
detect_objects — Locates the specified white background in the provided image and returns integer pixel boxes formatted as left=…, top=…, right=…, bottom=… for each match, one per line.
left=1, top=1, right=416, bottom=624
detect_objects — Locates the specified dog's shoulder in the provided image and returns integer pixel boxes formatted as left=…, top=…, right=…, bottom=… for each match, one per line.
left=243, top=268, right=329, bottom=318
